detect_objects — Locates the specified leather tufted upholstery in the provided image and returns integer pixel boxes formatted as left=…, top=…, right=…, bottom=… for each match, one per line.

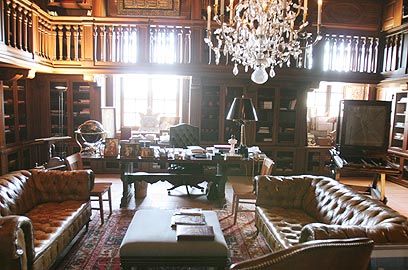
left=255, top=175, right=408, bottom=252
left=230, top=238, right=374, bottom=270
left=169, top=123, right=199, bottom=148
left=0, top=169, right=94, bottom=270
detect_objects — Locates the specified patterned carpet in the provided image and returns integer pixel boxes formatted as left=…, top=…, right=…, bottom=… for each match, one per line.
left=56, top=209, right=270, bottom=269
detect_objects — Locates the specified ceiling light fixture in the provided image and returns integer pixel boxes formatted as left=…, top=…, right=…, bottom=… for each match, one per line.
left=204, top=0, right=323, bottom=84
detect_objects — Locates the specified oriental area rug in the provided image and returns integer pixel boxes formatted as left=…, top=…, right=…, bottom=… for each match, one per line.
left=56, top=209, right=270, bottom=269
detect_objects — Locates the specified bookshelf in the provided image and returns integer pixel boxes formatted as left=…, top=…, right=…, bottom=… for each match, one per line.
left=0, top=79, right=28, bottom=145
left=255, top=87, right=276, bottom=144
left=390, top=91, right=407, bottom=150
left=72, top=82, right=92, bottom=131
left=200, top=85, right=221, bottom=142
left=277, top=88, right=298, bottom=144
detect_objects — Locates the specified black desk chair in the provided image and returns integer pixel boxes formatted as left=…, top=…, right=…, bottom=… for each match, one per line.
left=168, top=123, right=205, bottom=195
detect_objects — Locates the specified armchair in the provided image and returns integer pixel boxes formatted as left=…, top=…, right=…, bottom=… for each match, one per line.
left=169, top=123, right=199, bottom=147
left=168, top=123, right=204, bottom=195
left=230, top=238, right=374, bottom=270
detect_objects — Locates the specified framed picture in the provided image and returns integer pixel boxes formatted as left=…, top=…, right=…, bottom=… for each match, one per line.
left=104, top=138, right=119, bottom=157
left=120, top=142, right=139, bottom=158
left=101, top=107, right=116, bottom=138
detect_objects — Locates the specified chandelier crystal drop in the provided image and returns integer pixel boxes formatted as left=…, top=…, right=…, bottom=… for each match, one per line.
left=204, top=0, right=323, bottom=84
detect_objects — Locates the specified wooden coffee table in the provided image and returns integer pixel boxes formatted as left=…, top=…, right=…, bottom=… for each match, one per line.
left=120, top=209, right=228, bottom=269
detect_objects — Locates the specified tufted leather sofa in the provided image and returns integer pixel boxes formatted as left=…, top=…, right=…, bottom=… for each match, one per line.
left=0, top=169, right=94, bottom=270
left=254, top=175, right=408, bottom=252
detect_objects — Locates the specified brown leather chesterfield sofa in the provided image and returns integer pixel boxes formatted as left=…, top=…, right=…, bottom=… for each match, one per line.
left=230, top=238, right=374, bottom=270
left=0, top=169, right=94, bottom=270
left=254, top=175, right=408, bottom=252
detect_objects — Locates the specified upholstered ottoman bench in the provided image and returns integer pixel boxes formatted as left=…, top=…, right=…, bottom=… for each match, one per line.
left=120, top=209, right=228, bottom=269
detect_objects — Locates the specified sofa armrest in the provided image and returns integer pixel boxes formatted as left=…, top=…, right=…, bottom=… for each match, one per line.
left=0, top=216, right=34, bottom=270
left=300, top=223, right=408, bottom=244
left=30, top=169, right=95, bottom=202
left=230, top=238, right=374, bottom=270
left=255, top=175, right=313, bottom=208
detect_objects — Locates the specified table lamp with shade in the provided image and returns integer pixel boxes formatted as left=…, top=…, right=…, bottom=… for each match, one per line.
left=226, top=96, right=258, bottom=157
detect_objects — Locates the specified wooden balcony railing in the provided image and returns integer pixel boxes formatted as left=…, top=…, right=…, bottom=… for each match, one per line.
left=2, top=0, right=32, bottom=54
left=322, top=34, right=379, bottom=73
left=0, top=0, right=400, bottom=80
left=381, top=25, right=408, bottom=75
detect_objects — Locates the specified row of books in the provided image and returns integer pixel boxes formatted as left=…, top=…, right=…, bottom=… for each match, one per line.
left=171, top=208, right=215, bottom=241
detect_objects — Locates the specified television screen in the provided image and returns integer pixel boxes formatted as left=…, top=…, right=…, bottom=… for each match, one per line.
left=336, top=100, right=391, bottom=157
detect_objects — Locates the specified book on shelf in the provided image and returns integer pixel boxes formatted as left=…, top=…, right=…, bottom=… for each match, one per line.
left=289, top=99, right=297, bottom=110
left=171, top=214, right=206, bottom=227
left=176, top=225, right=215, bottom=241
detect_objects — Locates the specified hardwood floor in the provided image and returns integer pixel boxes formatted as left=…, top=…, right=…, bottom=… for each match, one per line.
left=94, top=174, right=408, bottom=217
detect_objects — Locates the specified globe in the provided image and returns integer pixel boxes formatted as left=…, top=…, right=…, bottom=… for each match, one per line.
left=75, top=120, right=106, bottom=155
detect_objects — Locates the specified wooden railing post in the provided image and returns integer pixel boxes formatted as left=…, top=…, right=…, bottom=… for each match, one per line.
left=138, top=25, right=149, bottom=64
left=11, top=2, right=17, bottom=47
left=66, top=25, right=71, bottom=60
left=81, top=19, right=94, bottom=64
left=72, top=25, right=78, bottom=61
left=312, top=36, right=324, bottom=72
left=50, top=24, right=56, bottom=60
left=31, top=12, right=39, bottom=57
left=5, top=0, right=11, bottom=45
left=0, top=0, right=4, bottom=43
left=23, top=9, right=28, bottom=51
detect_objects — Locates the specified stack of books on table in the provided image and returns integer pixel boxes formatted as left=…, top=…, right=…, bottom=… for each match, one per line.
left=171, top=208, right=215, bottom=241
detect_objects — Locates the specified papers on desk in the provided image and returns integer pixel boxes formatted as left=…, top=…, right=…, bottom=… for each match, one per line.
left=187, top=146, right=205, bottom=154
left=186, top=146, right=206, bottom=158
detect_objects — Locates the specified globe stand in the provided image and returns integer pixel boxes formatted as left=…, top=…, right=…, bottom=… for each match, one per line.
left=75, top=120, right=107, bottom=157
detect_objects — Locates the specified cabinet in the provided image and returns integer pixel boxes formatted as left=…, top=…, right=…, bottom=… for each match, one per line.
left=388, top=90, right=408, bottom=187
left=255, top=87, right=275, bottom=143
left=304, top=146, right=332, bottom=176
left=196, top=80, right=307, bottom=174
left=200, top=85, right=221, bottom=142
left=0, top=80, right=28, bottom=145
left=46, top=76, right=101, bottom=157
left=0, top=80, right=49, bottom=174
left=390, top=91, right=407, bottom=150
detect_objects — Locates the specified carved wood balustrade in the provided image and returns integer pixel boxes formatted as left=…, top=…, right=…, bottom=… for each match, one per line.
left=381, top=24, right=408, bottom=76
left=0, top=0, right=404, bottom=80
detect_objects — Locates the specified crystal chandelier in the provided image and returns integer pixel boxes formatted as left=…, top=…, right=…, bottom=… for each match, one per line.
left=204, top=0, right=323, bottom=84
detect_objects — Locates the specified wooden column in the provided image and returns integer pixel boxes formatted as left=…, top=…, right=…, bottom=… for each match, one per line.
left=191, top=0, right=202, bottom=20
left=189, top=76, right=202, bottom=126
left=190, top=26, right=203, bottom=64
left=0, top=0, right=4, bottom=43
left=81, top=19, right=95, bottom=65
left=138, top=25, right=149, bottom=64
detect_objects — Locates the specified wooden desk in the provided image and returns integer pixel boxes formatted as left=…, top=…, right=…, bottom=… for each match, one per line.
left=331, top=150, right=400, bottom=203
left=83, top=154, right=254, bottom=207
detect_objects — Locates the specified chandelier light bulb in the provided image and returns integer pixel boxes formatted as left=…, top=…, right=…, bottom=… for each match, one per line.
left=269, top=68, right=276, bottom=78
left=233, top=64, right=239, bottom=76
left=251, top=67, right=268, bottom=84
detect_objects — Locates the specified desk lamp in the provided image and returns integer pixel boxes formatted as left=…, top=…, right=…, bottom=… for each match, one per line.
left=226, top=96, right=258, bottom=157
